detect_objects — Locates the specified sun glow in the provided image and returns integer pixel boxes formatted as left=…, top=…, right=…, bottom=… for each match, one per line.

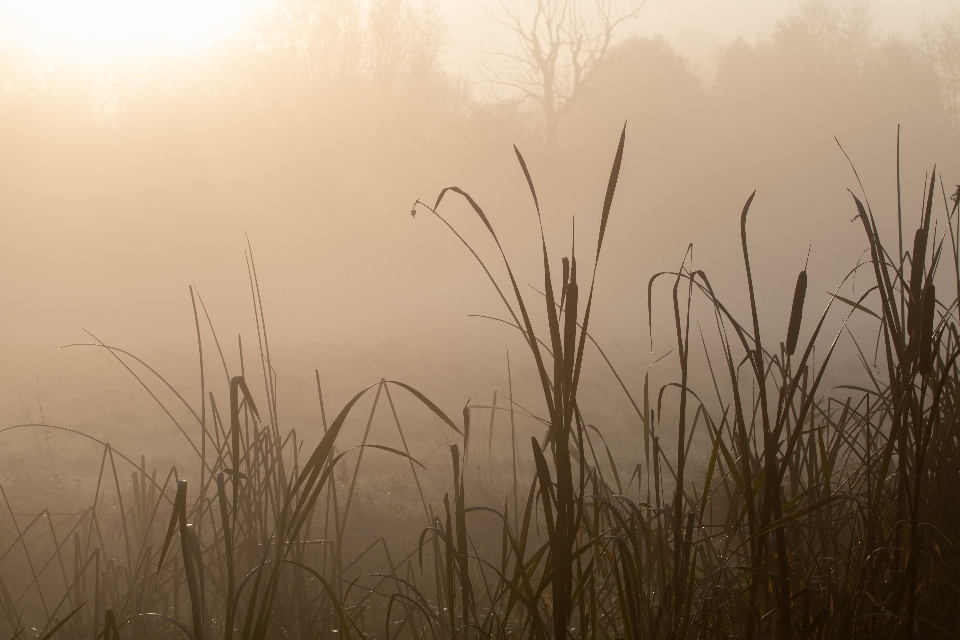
left=0, top=0, right=265, bottom=61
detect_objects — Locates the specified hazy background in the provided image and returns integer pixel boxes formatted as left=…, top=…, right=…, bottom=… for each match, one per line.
left=0, top=0, right=957, bottom=505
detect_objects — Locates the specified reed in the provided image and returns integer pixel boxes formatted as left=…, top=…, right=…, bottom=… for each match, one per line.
left=0, top=127, right=958, bottom=639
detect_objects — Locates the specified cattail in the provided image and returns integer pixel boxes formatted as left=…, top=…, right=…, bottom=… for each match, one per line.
left=104, top=610, right=121, bottom=640
left=909, top=228, right=928, bottom=335
left=786, top=270, right=807, bottom=356
left=919, top=283, right=936, bottom=375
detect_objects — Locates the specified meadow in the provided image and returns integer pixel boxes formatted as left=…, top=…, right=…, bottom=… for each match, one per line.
left=0, top=125, right=957, bottom=640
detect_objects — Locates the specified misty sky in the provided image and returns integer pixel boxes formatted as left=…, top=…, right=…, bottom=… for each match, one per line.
left=1, top=0, right=956, bottom=73
left=0, top=0, right=956, bottom=465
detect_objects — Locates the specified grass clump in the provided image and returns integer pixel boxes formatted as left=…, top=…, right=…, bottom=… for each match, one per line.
left=1, top=126, right=959, bottom=639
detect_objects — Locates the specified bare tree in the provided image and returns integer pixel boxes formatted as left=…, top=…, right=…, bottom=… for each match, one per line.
left=483, top=0, right=644, bottom=149
left=250, top=0, right=450, bottom=118
left=252, top=0, right=364, bottom=110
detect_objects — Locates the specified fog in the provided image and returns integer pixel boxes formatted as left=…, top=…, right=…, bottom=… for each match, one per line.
left=0, top=0, right=958, bottom=480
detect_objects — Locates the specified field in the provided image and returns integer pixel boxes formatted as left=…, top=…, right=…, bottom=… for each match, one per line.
left=1, top=127, right=959, bottom=640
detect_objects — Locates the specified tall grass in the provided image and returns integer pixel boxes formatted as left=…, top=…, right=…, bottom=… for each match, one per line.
left=1, top=127, right=958, bottom=639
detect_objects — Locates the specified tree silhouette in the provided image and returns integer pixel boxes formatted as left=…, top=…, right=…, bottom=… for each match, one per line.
left=483, top=0, right=644, bottom=150
left=921, top=8, right=960, bottom=128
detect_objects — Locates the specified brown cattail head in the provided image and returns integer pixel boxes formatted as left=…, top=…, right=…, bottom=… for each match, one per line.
left=919, top=283, right=936, bottom=376
left=786, top=270, right=807, bottom=356
left=909, top=228, right=928, bottom=336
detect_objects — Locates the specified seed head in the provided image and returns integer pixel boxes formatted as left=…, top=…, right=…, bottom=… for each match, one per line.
left=919, top=283, right=936, bottom=376
left=786, top=270, right=807, bottom=356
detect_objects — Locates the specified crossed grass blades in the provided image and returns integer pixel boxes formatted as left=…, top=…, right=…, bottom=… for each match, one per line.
left=2, top=126, right=959, bottom=638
